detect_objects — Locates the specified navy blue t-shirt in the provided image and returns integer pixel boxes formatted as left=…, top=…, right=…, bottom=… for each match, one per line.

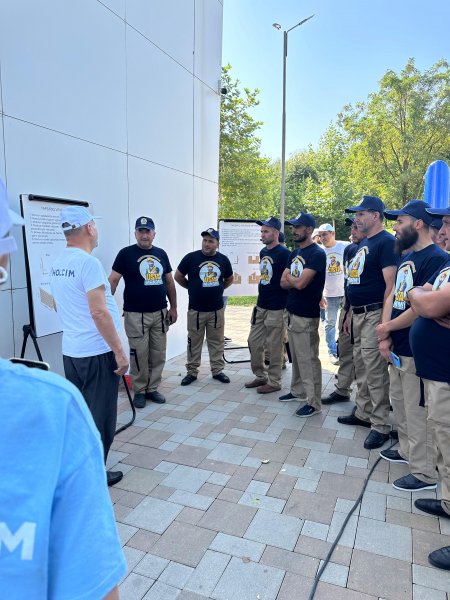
left=390, top=245, right=448, bottom=356
left=347, top=230, right=398, bottom=306
left=112, top=244, right=172, bottom=312
left=410, top=259, right=450, bottom=382
left=257, top=244, right=291, bottom=310
left=177, top=250, right=233, bottom=312
left=286, top=243, right=326, bottom=318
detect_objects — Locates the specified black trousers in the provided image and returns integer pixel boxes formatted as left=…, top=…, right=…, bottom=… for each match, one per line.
left=63, top=351, right=119, bottom=462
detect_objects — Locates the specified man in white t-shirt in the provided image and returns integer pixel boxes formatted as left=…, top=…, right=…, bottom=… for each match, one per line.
left=318, top=223, right=348, bottom=363
left=51, top=206, right=129, bottom=487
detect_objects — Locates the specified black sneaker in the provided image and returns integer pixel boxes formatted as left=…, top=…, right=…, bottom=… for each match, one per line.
left=379, top=449, right=408, bottom=464
left=145, top=390, right=166, bottom=404
left=393, top=474, right=437, bottom=492
left=415, top=498, right=450, bottom=519
left=363, top=430, right=390, bottom=449
left=428, top=545, right=450, bottom=571
left=213, top=372, right=230, bottom=383
left=107, top=470, right=123, bottom=486
left=279, top=392, right=297, bottom=402
left=181, top=373, right=197, bottom=386
left=337, top=407, right=371, bottom=428
left=295, top=404, right=321, bottom=418
left=321, top=391, right=350, bottom=405
left=133, top=393, right=146, bottom=408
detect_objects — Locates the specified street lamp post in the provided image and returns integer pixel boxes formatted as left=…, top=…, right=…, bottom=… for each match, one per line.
left=273, top=16, right=314, bottom=231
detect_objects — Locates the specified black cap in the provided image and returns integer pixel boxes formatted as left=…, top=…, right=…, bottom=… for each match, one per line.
left=384, top=200, right=433, bottom=225
left=345, top=195, right=385, bottom=214
left=344, top=217, right=354, bottom=226
left=135, top=216, right=155, bottom=230
left=285, top=212, right=316, bottom=228
left=201, top=228, right=220, bottom=240
left=426, top=206, right=450, bottom=217
left=256, top=216, right=282, bottom=231
left=278, top=231, right=285, bottom=243
left=431, top=217, right=443, bottom=230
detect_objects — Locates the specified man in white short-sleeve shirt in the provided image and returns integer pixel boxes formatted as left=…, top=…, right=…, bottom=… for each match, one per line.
left=318, top=223, right=348, bottom=363
left=51, top=206, right=128, bottom=487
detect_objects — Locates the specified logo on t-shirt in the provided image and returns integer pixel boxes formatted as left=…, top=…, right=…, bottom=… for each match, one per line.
left=290, top=256, right=304, bottom=278
left=393, top=262, right=415, bottom=310
left=327, top=254, right=342, bottom=275
left=347, top=247, right=368, bottom=285
left=432, top=266, right=450, bottom=290
left=199, top=261, right=221, bottom=287
left=138, top=255, right=164, bottom=286
left=259, top=257, right=273, bottom=285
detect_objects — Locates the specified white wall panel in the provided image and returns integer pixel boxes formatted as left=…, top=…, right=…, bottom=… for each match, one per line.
left=126, top=27, right=194, bottom=174
left=0, top=0, right=127, bottom=151
left=0, top=289, right=14, bottom=358
left=126, top=0, right=195, bottom=72
left=193, top=177, right=219, bottom=235
left=3, top=116, right=129, bottom=295
left=193, top=78, right=220, bottom=182
left=194, top=0, right=223, bottom=90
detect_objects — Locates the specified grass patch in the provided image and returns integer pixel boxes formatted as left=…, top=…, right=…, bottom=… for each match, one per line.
left=226, top=296, right=257, bottom=307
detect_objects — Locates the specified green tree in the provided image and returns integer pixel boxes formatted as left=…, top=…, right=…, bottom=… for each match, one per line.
left=340, top=59, right=450, bottom=205
left=219, top=65, right=278, bottom=219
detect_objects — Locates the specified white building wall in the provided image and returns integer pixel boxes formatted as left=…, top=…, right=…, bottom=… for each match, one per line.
left=0, top=0, right=223, bottom=373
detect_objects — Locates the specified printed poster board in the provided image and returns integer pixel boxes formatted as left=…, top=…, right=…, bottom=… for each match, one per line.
left=20, top=194, right=89, bottom=337
left=218, top=220, right=263, bottom=296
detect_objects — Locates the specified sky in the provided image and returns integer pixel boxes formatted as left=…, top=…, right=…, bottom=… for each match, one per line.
left=222, top=0, right=450, bottom=160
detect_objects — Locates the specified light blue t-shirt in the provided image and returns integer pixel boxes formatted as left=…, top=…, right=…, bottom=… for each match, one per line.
left=50, top=247, right=121, bottom=358
left=0, top=359, right=126, bottom=599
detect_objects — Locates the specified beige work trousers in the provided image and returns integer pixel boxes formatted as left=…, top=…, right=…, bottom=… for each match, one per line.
left=124, top=309, right=169, bottom=394
left=186, top=308, right=225, bottom=376
left=285, top=312, right=321, bottom=410
left=352, top=310, right=390, bottom=434
left=248, top=307, right=285, bottom=388
left=390, top=357, right=437, bottom=484
left=335, top=307, right=355, bottom=397
left=424, top=379, right=450, bottom=515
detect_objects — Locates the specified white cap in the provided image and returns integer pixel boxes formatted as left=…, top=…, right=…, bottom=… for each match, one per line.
left=318, top=223, right=334, bottom=232
left=60, top=206, right=100, bottom=231
left=312, top=228, right=320, bottom=238
left=0, top=177, right=24, bottom=254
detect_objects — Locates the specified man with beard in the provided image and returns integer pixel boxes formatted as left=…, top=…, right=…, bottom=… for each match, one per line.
left=245, top=217, right=290, bottom=394
left=408, top=206, right=450, bottom=570
left=175, top=228, right=233, bottom=385
left=376, top=200, right=447, bottom=492
left=338, top=196, right=398, bottom=449
left=280, top=212, right=326, bottom=417
left=322, top=217, right=369, bottom=406
left=109, top=217, right=178, bottom=408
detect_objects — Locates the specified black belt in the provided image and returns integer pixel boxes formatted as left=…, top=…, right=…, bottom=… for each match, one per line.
left=352, top=302, right=383, bottom=315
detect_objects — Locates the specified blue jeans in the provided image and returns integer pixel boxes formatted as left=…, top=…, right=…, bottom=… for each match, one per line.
left=324, top=296, right=343, bottom=356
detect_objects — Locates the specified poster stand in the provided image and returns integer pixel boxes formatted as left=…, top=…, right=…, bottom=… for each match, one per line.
left=20, top=324, right=43, bottom=362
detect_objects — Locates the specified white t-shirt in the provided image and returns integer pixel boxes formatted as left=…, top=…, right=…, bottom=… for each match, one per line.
left=50, top=247, right=121, bottom=357
left=323, top=241, right=348, bottom=297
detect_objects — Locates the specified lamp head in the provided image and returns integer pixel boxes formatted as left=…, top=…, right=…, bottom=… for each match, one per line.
left=272, top=23, right=282, bottom=30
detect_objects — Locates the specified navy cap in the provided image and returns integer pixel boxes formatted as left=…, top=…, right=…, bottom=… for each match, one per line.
left=431, top=217, right=443, bottom=230
left=384, top=200, right=433, bottom=225
left=426, top=206, right=450, bottom=217
left=201, top=227, right=220, bottom=240
left=278, top=231, right=285, bottom=243
left=135, top=216, right=155, bottom=230
left=344, top=217, right=354, bottom=226
left=256, top=216, right=281, bottom=231
left=286, top=212, right=316, bottom=229
left=345, top=195, right=385, bottom=214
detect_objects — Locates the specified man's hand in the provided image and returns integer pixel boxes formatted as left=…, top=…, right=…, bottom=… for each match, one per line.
left=378, top=338, right=392, bottom=363
left=434, top=315, right=450, bottom=328
left=168, top=307, right=178, bottom=325
left=375, top=322, right=390, bottom=341
left=319, top=297, right=327, bottom=310
left=343, top=313, right=352, bottom=336
left=114, top=350, right=129, bottom=376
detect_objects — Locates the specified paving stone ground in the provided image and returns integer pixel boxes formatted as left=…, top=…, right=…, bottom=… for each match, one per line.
left=111, top=306, right=450, bottom=600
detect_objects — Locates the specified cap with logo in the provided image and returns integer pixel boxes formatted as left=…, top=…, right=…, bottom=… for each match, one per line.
left=286, top=212, right=317, bottom=229
left=0, top=176, right=24, bottom=255
left=256, top=216, right=281, bottom=231
left=135, top=216, right=155, bottom=230
left=318, top=223, right=334, bottom=233
left=384, top=199, right=433, bottom=225
left=345, top=195, right=385, bottom=214
left=201, top=228, right=220, bottom=240
left=344, top=217, right=354, bottom=226
left=60, top=206, right=99, bottom=232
